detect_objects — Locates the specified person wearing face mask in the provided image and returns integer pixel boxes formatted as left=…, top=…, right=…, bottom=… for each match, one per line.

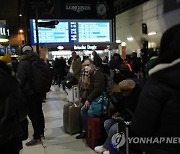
left=76, top=59, right=106, bottom=139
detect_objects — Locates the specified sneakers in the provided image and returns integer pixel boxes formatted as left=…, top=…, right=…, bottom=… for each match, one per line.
left=26, top=138, right=41, bottom=146
left=76, top=132, right=86, bottom=139
left=94, top=145, right=106, bottom=153
left=94, top=145, right=108, bottom=153
left=103, top=151, right=109, bottom=154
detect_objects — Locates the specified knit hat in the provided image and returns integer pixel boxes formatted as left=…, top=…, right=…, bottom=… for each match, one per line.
left=119, top=79, right=136, bottom=91
left=21, top=44, right=33, bottom=54
left=1, top=53, right=12, bottom=63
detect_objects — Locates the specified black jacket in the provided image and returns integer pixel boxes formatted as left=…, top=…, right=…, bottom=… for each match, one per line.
left=131, top=59, right=180, bottom=154
left=17, top=52, right=38, bottom=95
left=111, top=85, right=141, bottom=115
left=0, top=68, right=27, bottom=144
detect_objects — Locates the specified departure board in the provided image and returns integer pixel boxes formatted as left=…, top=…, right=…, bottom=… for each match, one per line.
left=30, top=19, right=112, bottom=45
left=31, top=20, right=69, bottom=44
left=78, top=22, right=111, bottom=43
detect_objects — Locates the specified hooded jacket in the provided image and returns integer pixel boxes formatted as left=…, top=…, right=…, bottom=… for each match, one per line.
left=17, top=52, right=38, bottom=95
left=131, top=58, right=180, bottom=154
left=0, top=68, right=27, bottom=144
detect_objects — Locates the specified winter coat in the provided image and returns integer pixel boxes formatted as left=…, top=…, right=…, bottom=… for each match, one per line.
left=17, top=52, right=38, bottom=95
left=87, top=68, right=106, bottom=103
left=0, top=68, right=27, bottom=144
left=71, top=56, right=82, bottom=81
left=93, top=54, right=102, bottom=68
left=131, top=58, right=180, bottom=154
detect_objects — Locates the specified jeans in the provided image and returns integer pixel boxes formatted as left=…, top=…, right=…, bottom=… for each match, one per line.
left=61, top=80, right=66, bottom=91
left=80, top=106, right=89, bottom=131
left=103, top=119, right=118, bottom=149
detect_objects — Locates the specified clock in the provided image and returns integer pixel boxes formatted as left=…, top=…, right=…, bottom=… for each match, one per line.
left=96, top=2, right=107, bottom=16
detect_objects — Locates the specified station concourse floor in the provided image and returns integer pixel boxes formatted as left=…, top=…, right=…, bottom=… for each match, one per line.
left=21, top=85, right=96, bottom=154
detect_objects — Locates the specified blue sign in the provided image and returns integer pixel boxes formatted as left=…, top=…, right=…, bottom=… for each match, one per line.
left=30, top=19, right=112, bottom=45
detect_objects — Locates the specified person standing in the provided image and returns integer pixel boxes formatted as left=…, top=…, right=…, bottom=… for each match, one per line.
left=17, top=45, right=45, bottom=146
left=0, top=60, right=28, bottom=154
left=69, top=51, right=82, bottom=81
left=131, top=24, right=180, bottom=154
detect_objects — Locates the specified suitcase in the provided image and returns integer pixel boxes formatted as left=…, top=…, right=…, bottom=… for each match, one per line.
left=86, top=117, right=106, bottom=149
left=67, top=85, right=79, bottom=103
left=63, top=102, right=81, bottom=135
left=110, top=109, right=142, bottom=154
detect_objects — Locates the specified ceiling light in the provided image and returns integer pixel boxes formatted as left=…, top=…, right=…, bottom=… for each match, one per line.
left=116, top=40, right=121, bottom=43
left=19, top=29, right=24, bottom=33
left=57, top=45, right=64, bottom=50
left=121, top=42, right=126, bottom=46
left=19, top=13, right=22, bottom=17
left=148, top=32, right=157, bottom=36
left=127, top=37, right=134, bottom=41
left=0, top=38, right=9, bottom=42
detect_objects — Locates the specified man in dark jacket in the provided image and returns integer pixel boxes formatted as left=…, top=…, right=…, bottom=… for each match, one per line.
left=17, top=45, right=45, bottom=146
left=131, top=24, right=180, bottom=154
left=76, top=58, right=106, bottom=139
left=0, top=60, right=27, bottom=154
left=92, top=50, right=102, bottom=68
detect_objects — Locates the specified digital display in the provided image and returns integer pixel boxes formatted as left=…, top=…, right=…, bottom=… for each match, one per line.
left=30, top=19, right=112, bottom=45
left=78, top=22, right=111, bottom=43
left=31, top=20, right=69, bottom=44
left=0, top=48, right=5, bottom=56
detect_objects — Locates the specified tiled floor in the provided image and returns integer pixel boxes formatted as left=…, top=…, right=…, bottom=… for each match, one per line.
left=21, top=85, right=96, bottom=154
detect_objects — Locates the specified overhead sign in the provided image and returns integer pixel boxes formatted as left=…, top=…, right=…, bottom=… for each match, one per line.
left=74, top=45, right=97, bottom=50
left=66, top=3, right=91, bottom=13
left=0, top=24, right=9, bottom=40
left=30, top=19, right=112, bottom=45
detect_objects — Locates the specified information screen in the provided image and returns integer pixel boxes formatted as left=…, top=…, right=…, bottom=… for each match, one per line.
left=30, top=19, right=112, bottom=45
left=31, top=20, right=69, bottom=44
left=78, top=22, right=111, bottom=43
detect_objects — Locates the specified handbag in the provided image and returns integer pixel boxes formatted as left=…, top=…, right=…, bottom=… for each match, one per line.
left=88, top=92, right=108, bottom=117
left=64, top=75, right=77, bottom=89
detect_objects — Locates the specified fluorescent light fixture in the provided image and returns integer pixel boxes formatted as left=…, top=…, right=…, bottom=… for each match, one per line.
left=116, top=40, right=121, bottom=43
left=148, top=32, right=157, bottom=36
left=19, top=29, right=24, bottom=33
left=0, top=38, right=9, bottom=42
left=121, top=42, right=126, bottom=46
left=57, top=45, right=64, bottom=50
left=127, top=37, right=134, bottom=41
left=107, top=45, right=110, bottom=49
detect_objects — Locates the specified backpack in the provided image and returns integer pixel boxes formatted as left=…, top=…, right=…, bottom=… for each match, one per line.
left=31, top=59, right=52, bottom=93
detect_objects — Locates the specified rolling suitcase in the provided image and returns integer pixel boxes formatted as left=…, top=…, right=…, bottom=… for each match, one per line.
left=110, top=109, right=142, bottom=154
left=86, top=117, right=106, bottom=149
left=63, top=102, right=81, bottom=135
left=67, top=85, right=79, bottom=103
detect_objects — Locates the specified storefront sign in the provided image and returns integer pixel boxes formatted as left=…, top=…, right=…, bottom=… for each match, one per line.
left=0, top=24, right=9, bottom=39
left=66, top=3, right=91, bottom=13
left=74, top=45, right=97, bottom=50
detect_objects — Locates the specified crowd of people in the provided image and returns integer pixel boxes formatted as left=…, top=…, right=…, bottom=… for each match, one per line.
left=0, top=24, right=180, bottom=154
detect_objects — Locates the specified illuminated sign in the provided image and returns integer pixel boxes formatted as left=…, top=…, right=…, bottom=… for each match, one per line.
left=0, top=24, right=9, bottom=42
left=30, top=19, right=112, bottom=45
